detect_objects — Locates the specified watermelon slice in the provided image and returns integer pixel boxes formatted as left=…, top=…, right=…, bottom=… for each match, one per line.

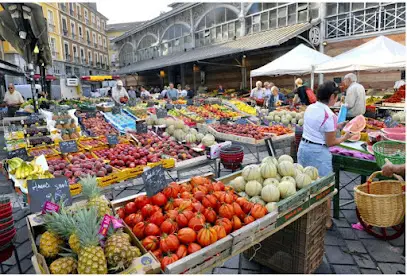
left=344, top=115, right=366, bottom=133
left=347, top=132, right=361, bottom=142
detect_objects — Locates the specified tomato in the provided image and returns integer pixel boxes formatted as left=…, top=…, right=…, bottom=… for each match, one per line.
left=242, top=201, right=254, bottom=214
left=160, top=233, right=180, bottom=252
left=162, top=183, right=180, bottom=199
left=178, top=200, right=193, bottom=211
left=202, top=194, right=218, bottom=209
left=216, top=218, right=233, bottom=234
left=213, top=225, right=227, bottom=239
left=141, top=204, right=156, bottom=218
left=177, top=227, right=196, bottom=244
left=179, top=183, right=192, bottom=193
left=151, top=192, right=168, bottom=207
left=176, top=211, right=190, bottom=228
left=236, top=197, right=248, bottom=207
left=192, top=185, right=208, bottom=195
left=124, top=214, right=137, bottom=227
left=176, top=244, right=187, bottom=259
left=132, top=222, right=146, bottom=239
left=152, top=249, right=163, bottom=261
left=116, top=207, right=126, bottom=219
left=251, top=204, right=267, bottom=219
left=164, top=199, right=175, bottom=211
left=161, top=219, right=178, bottom=234
left=144, top=222, right=161, bottom=236
left=203, top=207, right=217, bottom=224
left=161, top=253, right=179, bottom=270
left=219, top=203, right=234, bottom=220
left=232, top=202, right=245, bottom=220
left=193, top=191, right=205, bottom=201
left=165, top=210, right=178, bottom=220
left=142, top=235, right=159, bottom=251
left=192, top=202, right=204, bottom=213
left=187, top=243, right=202, bottom=254
left=173, top=198, right=184, bottom=208
left=125, top=202, right=137, bottom=215
left=134, top=195, right=151, bottom=210
left=180, top=191, right=193, bottom=200
left=149, top=211, right=165, bottom=226
left=188, top=213, right=206, bottom=231
left=197, top=224, right=218, bottom=247
left=212, top=181, right=225, bottom=191
left=232, top=215, right=242, bottom=231
left=243, top=215, right=255, bottom=225
left=219, top=193, right=234, bottom=204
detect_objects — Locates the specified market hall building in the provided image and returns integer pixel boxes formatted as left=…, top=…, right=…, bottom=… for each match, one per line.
left=114, top=2, right=406, bottom=91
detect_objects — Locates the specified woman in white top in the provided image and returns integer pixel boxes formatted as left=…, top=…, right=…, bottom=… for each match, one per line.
left=250, top=81, right=264, bottom=100
left=297, top=80, right=352, bottom=229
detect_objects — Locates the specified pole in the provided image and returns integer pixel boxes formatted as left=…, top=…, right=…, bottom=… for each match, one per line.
left=319, top=3, right=327, bottom=85
left=28, top=63, right=38, bottom=113
left=250, top=77, right=252, bottom=91
left=311, top=65, right=315, bottom=90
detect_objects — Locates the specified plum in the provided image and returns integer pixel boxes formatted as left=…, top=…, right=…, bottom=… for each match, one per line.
left=64, top=171, right=73, bottom=178
left=74, top=171, right=82, bottom=177
left=96, top=171, right=105, bottom=177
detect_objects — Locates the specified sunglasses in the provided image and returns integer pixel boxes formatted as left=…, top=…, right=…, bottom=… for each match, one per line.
left=8, top=87, right=14, bottom=90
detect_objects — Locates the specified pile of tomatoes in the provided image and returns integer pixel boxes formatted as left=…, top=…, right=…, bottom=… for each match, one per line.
left=116, top=176, right=268, bottom=270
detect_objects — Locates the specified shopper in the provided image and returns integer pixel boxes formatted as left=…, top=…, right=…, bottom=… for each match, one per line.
left=185, top=85, right=194, bottom=99
left=177, top=84, right=182, bottom=97
left=160, top=86, right=168, bottom=99
left=180, top=86, right=188, bottom=98
left=297, top=80, right=352, bottom=229
left=140, top=86, right=151, bottom=99
left=343, top=73, right=366, bottom=119
left=128, top=86, right=137, bottom=98
left=263, top=82, right=271, bottom=98
left=218, top=84, right=225, bottom=94
left=4, top=83, right=24, bottom=117
left=111, top=80, right=129, bottom=104
left=167, top=83, right=178, bottom=100
left=293, top=78, right=310, bottom=105
left=250, top=81, right=264, bottom=100
left=268, top=86, right=287, bottom=111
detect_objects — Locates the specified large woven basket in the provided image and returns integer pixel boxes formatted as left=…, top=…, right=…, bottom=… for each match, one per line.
left=354, top=171, right=405, bottom=227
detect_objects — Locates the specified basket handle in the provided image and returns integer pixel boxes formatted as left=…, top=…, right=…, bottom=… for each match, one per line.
left=367, top=171, right=405, bottom=194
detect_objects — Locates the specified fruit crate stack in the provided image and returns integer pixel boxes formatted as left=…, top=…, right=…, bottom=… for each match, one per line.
left=243, top=203, right=327, bottom=274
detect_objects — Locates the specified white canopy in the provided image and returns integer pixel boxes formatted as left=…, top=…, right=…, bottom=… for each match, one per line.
left=250, top=44, right=332, bottom=77
left=315, top=36, right=406, bottom=73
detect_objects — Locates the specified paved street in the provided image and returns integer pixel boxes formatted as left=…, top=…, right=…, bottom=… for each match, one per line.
left=0, top=141, right=405, bottom=274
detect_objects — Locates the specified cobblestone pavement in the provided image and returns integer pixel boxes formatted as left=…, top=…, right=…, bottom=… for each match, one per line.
left=0, top=140, right=405, bottom=274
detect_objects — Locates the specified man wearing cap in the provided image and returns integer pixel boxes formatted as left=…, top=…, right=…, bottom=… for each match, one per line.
left=343, top=73, right=366, bottom=120
left=112, top=80, right=130, bottom=104
left=4, top=83, right=24, bottom=117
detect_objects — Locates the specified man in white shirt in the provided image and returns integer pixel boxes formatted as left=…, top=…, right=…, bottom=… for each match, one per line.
left=160, top=86, right=168, bottom=99
left=250, top=81, right=264, bottom=100
left=140, top=86, right=151, bottom=99
left=4, top=83, right=24, bottom=117
left=112, top=80, right=129, bottom=104
left=180, top=86, right=188, bottom=98
left=343, top=73, right=366, bottom=119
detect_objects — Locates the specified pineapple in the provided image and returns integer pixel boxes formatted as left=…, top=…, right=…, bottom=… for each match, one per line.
left=104, top=229, right=138, bottom=271
left=39, top=212, right=65, bottom=258
left=80, top=175, right=112, bottom=217
left=50, top=257, right=77, bottom=274
left=57, top=208, right=81, bottom=254
left=76, top=207, right=108, bottom=274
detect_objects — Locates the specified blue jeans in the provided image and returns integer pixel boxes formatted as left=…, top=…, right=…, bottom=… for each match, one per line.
left=297, top=141, right=333, bottom=177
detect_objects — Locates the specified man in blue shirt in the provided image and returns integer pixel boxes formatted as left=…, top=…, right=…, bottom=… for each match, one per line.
left=268, top=86, right=287, bottom=111
left=167, top=83, right=178, bottom=100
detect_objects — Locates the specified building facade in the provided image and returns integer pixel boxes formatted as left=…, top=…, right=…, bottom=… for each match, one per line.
left=114, top=2, right=405, bottom=90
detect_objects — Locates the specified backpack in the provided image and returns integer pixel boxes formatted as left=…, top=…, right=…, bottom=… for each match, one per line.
left=305, top=88, right=317, bottom=104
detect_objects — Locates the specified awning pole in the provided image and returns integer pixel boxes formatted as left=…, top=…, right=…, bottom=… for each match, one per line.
left=311, top=65, right=315, bottom=90
left=250, top=77, right=252, bottom=91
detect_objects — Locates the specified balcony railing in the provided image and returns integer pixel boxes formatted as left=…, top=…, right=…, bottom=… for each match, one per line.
left=94, top=43, right=98, bottom=49
left=82, top=58, right=86, bottom=65
left=87, top=40, right=91, bottom=46
left=85, top=18, right=89, bottom=25
left=78, top=14, right=82, bottom=20
left=48, top=23, right=55, bottom=32
left=325, top=3, right=406, bottom=39
left=62, top=29, right=68, bottom=36
left=65, top=54, right=71, bottom=62
left=60, top=5, right=67, bottom=12
left=70, top=9, right=75, bottom=16
left=72, top=33, right=76, bottom=40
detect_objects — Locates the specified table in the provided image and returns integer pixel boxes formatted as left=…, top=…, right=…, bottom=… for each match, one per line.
left=332, top=154, right=380, bottom=219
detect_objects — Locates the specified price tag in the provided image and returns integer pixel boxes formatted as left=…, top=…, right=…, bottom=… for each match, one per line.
left=166, top=103, right=174, bottom=110
left=7, top=147, right=28, bottom=160
left=42, top=201, right=60, bottom=214
left=27, top=177, right=72, bottom=213
left=220, top=118, right=229, bottom=125
left=175, top=104, right=182, bottom=109
left=187, top=99, right=193, bottom=106
left=106, top=134, right=119, bottom=145
left=59, top=140, right=78, bottom=154
left=25, top=113, right=40, bottom=125
left=86, top=111, right=97, bottom=118
left=156, top=109, right=167, bottom=119
left=112, top=106, right=121, bottom=115
left=142, top=165, right=168, bottom=197
left=236, top=118, right=248, bottom=125
left=136, top=122, right=148, bottom=134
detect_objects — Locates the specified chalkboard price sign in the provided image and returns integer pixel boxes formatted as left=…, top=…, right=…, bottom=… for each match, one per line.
left=147, top=101, right=155, bottom=107
left=27, top=177, right=72, bottom=213
left=187, top=99, right=193, bottom=106
left=166, top=104, right=174, bottom=110
left=25, top=114, right=40, bottom=125
left=86, top=111, right=97, bottom=118
left=112, top=106, right=121, bottom=115
left=106, top=134, right=118, bottom=145
left=142, top=165, right=168, bottom=197
left=7, top=147, right=28, bottom=160
left=59, top=140, right=78, bottom=154
left=156, top=109, right=167, bottom=119
left=175, top=104, right=182, bottom=109
left=236, top=118, right=248, bottom=125
left=220, top=118, right=229, bottom=125
left=136, top=122, right=148, bottom=134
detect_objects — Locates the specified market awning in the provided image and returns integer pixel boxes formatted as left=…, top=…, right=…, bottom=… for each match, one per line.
left=117, top=23, right=312, bottom=75
left=80, top=75, right=121, bottom=81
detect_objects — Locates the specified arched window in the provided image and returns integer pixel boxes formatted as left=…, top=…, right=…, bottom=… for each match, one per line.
left=119, top=43, right=133, bottom=67
left=195, top=7, right=240, bottom=47
left=161, top=24, right=192, bottom=56
left=136, top=35, right=159, bottom=62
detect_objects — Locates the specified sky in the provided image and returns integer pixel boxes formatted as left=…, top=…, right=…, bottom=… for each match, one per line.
left=96, top=0, right=174, bottom=24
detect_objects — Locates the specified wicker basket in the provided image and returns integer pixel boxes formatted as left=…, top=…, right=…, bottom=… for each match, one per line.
left=354, top=171, right=405, bottom=227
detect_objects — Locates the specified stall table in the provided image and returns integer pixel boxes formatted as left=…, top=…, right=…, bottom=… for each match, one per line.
left=332, top=154, right=380, bottom=219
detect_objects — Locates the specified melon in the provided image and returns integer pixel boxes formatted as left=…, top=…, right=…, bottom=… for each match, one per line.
left=175, top=120, right=184, bottom=129
left=268, top=111, right=275, bottom=117
left=278, top=155, right=294, bottom=163
left=265, top=116, right=273, bottom=121
left=298, top=119, right=304, bottom=126
left=295, top=173, right=312, bottom=189
left=281, top=118, right=290, bottom=125
left=304, top=166, right=319, bottom=180
left=295, top=113, right=303, bottom=121
left=274, top=115, right=281, bottom=122
left=183, top=125, right=190, bottom=133
left=230, top=176, right=246, bottom=192
left=260, top=162, right=277, bottom=179
left=291, top=118, right=297, bottom=125
left=202, top=134, right=215, bottom=146
left=293, top=163, right=304, bottom=172
left=157, top=118, right=166, bottom=126
left=343, top=115, right=366, bottom=133
left=290, top=111, right=297, bottom=118
left=262, top=156, right=278, bottom=166
left=242, top=165, right=261, bottom=181
left=245, top=180, right=262, bottom=197
left=286, top=114, right=293, bottom=121
left=185, top=133, right=197, bottom=143
left=146, top=116, right=155, bottom=126
left=278, top=181, right=296, bottom=199
left=275, top=174, right=282, bottom=181
left=277, top=161, right=295, bottom=177
left=281, top=176, right=296, bottom=185
left=167, top=125, right=175, bottom=135
left=263, top=178, right=280, bottom=187
left=266, top=202, right=278, bottom=213
left=189, top=128, right=198, bottom=135
left=238, top=192, right=249, bottom=199
left=250, top=196, right=266, bottom=206
left=293, top=169, right=303, bottom=178
left=166, top=118, right=175, bottom=126
left=261, top=184, right=280, bottom=203
left=256, top=177, right=264, bottom=185
left=348, top=132, right=361, bottom=142
left=162, top=132, right=170, bottom=137
left=196, top=133, right=204, bottom=142
left=174, top=129, right=186, bottom=141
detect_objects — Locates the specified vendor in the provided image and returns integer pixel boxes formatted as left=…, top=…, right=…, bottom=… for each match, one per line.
left=250, top=81, right=265, bottom=100
left=4, top=84, right=24, bottom=117
left=185, top=85, right=194, bottom=99
left=297, top=80, right=352, bottom=229
left=293, top=78, right=310, bottom=105
left=218, top=84, right=225, bottom=95
left=167, top=83, right=179, bottom=100
left=343, top=73, right=366, bottom=119
left=160, top=86, right=168, bottom=99
left=112, top=80, right=129, bottom=104
left=128, top=86, right=137, bottom=98
left=264, top=82, right=273, bottom=98
left=140, top=86, right=151, bottom=99
left=268, top=86, right=287, bottom=111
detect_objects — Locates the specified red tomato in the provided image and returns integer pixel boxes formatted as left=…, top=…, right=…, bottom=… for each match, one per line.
left=149, top=211, right=165, bottom=226
left=132, top=222, right=146, bottom=239
left=152, top=249, right=162, bottom=261
left=116, top=207, right=126, bottom=219
left=165, top=210, right=178, bottom=220
left=176, top=244, right=187, bottom=259
left=216, top=218, right=233, bottom=234
left=125, top=202, right=137, bottom=215
left=144, top=222, right=161, bottom=236
left=161, top=253, right=179, bottom=270
left=141, top=204, right=156, bottom=218
left=134, top=195, right=151, bottom=210
left=161, top=219, right=178, bottom=234
left=142, top=236, right=159, bottom=251
left=124, top=214, right=136, bottom=227
left=188, top=213, right=206, bottom=231
left=151, top=192, right=168, bottom=207
left=177, top=227, right=196, bottom=244
left=197, top=224, right=218, bottom=247
left=202, top=207, right=217, bottom=224
left=160, top=234, right=180, bottom=252
left=187, top=243, right=202, bottom=254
